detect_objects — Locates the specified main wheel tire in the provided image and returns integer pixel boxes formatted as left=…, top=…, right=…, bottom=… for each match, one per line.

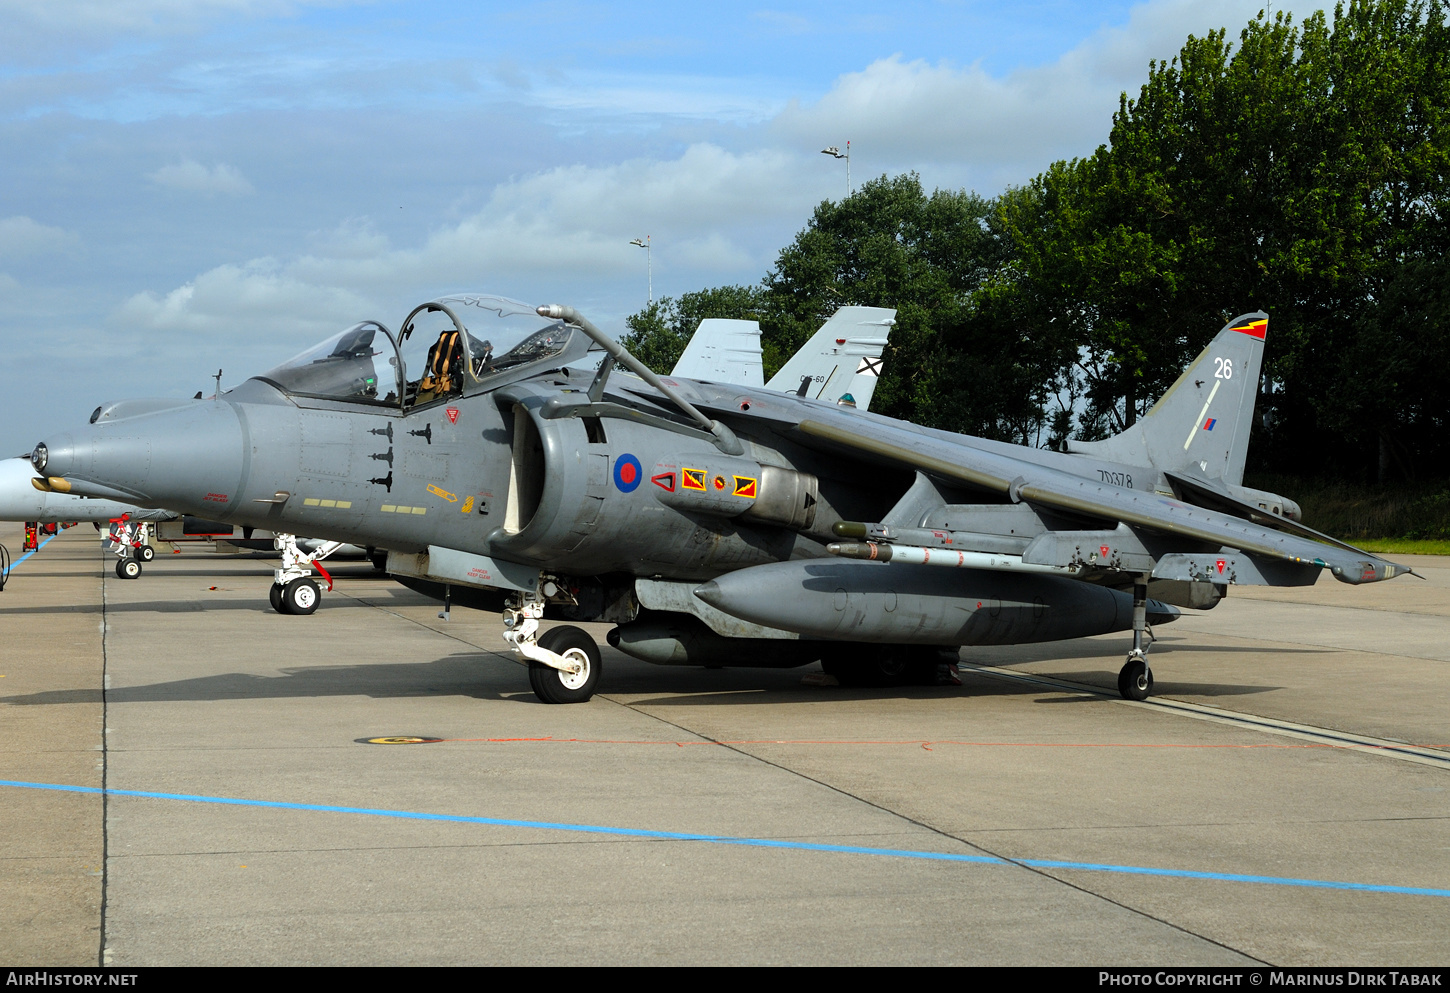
left=368, top=549, right=388, bottom=571
left=528, top=625, right=601, bottom=704
left=282, top=577, right=320, bottom=615
left=137, top=545, right=155, bottom=562
left=116, top=558, right=142, bottom=580
left=269, top=582, right=287, bottom=614
left=1118, top=658, right=1153, bottom=701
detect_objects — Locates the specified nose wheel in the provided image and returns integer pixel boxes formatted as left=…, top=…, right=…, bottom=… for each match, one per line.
left=526, top=626, right=602, bottom=704
left=272, top=577, right=320, bottom=615
left=115, top=558, right=142, bottom=580
left=501, top=587, right=600, bottom=704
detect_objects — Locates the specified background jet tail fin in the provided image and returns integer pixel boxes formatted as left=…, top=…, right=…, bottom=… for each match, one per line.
left=670, top=319, right=764, bottom=387
left=1065, top=312, right=1267, bottom=484
left=764, top=306, right=895, bottom=410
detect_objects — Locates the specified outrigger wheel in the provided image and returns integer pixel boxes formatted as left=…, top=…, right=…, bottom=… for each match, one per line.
left=115, top=558, right=142, bottom=580
left=528, top=625, right=601, bottom=704
left=1118, top=656, right=1153, bottom=701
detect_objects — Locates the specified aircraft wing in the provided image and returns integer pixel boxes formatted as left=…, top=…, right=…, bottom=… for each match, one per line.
left=792, top=413, right=1409, bottom=586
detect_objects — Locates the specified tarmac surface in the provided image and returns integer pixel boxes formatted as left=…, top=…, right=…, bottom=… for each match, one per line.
left=1, top=522, right=1448, bottom=966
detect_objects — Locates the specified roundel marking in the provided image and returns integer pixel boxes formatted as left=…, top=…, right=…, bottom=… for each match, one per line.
left=614, top=454, right=643, bottom=493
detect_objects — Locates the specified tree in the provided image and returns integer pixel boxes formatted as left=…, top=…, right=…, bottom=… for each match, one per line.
left=1002, top=0, right=1450, bottom=478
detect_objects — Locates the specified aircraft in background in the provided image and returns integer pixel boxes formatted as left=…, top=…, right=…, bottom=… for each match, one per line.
left=28, top=296, right=1409, bottom=704
left=669, top=307, right=895, bottom=411
left=1, top=455, right=371, bottom=587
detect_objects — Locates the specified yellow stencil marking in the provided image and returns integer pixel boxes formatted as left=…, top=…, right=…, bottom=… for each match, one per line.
left=461, top=496, right=475, bottom=514
left=427, top=483, right=458, bottom=503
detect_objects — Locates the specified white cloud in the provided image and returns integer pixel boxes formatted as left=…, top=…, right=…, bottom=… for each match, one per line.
left=0, top=216, right=79, bottom=259
left=771, top=0, right=1265, bottom=188
left=107, top=0, right=1275, bottom=343
left=0, top=1, right=327, bottom=37
left=118, top=143, right=818, bottom=338
left=149, top=159, right=256, bottom=195
left=116, top=257, right=371, bottom=339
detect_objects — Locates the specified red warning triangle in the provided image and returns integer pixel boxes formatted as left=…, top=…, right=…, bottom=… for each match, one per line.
left=651, top=472, right=675, bottom=492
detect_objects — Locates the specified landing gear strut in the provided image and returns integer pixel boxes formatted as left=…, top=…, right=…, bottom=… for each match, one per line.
left=1117, top=579, right=1154, bottom=701
left=501, top=582, right=600, bottom=704
left=270, top=533, right=344, bottom=614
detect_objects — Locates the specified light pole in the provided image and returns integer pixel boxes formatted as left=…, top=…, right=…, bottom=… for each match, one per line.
left=629, top=236, right=652, bottom=306
left=821, top=141, right=850, bottom=197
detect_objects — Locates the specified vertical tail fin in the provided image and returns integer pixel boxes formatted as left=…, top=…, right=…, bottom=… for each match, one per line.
left=764, top=306, right=895, bottom=410
left=1065, top=312, right=1267, bottom=484
left=669, top=319, right=765, bottom=387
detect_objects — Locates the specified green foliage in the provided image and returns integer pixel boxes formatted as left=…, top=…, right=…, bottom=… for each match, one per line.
left=1003, top=0, right=1450, bottom=475
left=620, top=1, right=1450, bottom=481
left=759, top=174, right=1063, bottom=442
left=1245, top=473, right=1450, bottom=540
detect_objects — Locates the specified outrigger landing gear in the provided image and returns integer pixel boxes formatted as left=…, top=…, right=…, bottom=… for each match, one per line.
left=270, top=533, right=344, bottom=615
left=1117, top=579, right=1154, bottom=701
left=501, top=583, right=600, bottom=704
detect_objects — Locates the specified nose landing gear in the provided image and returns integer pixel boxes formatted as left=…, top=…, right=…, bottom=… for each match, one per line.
left=106, top=515, right=152, bottom=579
left=270, top=533, right=343, bottom=614
left=501, top=582, right=600, bottom=704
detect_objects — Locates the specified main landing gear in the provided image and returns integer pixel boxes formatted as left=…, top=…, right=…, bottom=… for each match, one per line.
left=1117, top=579, right=1154, bottom=701
left=501, top=583, right=601, bottom=704
left=269, top=533, right=344, bottom=615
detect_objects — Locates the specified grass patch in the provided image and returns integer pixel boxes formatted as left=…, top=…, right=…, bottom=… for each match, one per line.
left=1349, top=538, right=1450, bottom=556
left=1243, top=474, right=1450, bottom=542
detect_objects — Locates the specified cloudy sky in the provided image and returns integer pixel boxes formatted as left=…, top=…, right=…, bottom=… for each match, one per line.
left=1, top=0, right=1272, bottom=448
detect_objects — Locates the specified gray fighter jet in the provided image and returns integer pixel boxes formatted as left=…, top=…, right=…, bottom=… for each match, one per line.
left=28, top=296, right=1409, bottom=703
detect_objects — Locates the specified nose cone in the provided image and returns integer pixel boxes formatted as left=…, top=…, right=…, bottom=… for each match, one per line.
left=0, top=457, right=46, bottom=519
left=34, top=400, right=248, bottom=516
left=693, top=580, right=723, bottom=608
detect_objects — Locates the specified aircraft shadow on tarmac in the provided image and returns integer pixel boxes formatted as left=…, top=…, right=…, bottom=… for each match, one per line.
left=0, top=651, right=1285, bottom=708
left=0, top=652, right=520, bottom=706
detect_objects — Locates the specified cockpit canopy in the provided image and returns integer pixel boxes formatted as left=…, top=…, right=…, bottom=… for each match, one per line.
left=257, top=294, right=585, bottom=408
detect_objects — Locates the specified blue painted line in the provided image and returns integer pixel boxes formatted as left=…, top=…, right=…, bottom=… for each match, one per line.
left=5, top=534, right=54, bottom=575
left=4, top=778, right=1447, bottom=898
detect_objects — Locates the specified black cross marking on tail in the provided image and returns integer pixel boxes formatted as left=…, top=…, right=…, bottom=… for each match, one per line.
left=857, top=356, right=883, bottom=377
